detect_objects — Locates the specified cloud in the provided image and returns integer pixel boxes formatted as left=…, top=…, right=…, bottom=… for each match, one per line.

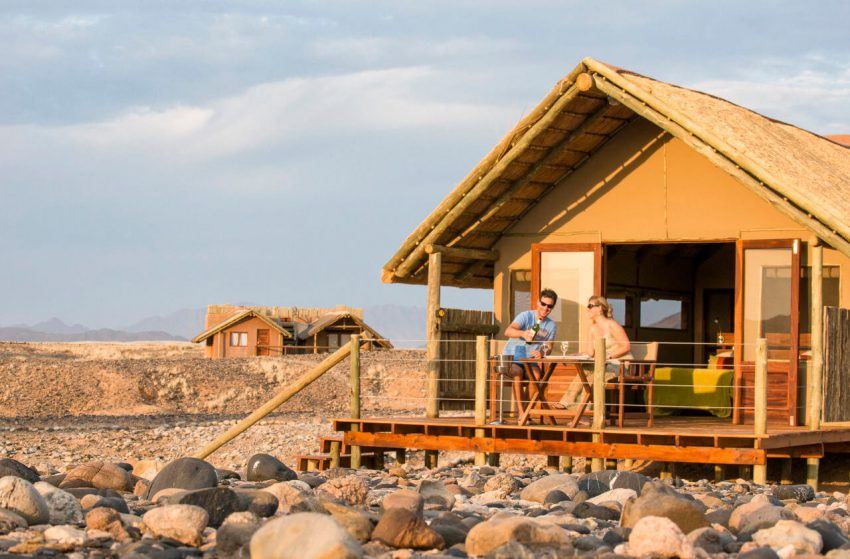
left=2, top=66, right=512, bottom=167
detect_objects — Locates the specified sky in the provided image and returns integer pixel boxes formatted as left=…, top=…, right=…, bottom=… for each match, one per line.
left=2, top=1, right=849, bottom=328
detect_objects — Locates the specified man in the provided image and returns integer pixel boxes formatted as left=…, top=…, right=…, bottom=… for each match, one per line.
left=499, top=289, right=558, bottom=421
left=503, top=288, right=558, bottom=359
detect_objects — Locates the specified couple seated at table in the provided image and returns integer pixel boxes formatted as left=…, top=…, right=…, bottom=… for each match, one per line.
left=502, top=291, right=632, bottom=411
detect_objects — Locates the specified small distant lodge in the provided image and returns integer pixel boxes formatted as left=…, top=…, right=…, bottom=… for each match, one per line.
left=192, top=305, right=392, bottom=358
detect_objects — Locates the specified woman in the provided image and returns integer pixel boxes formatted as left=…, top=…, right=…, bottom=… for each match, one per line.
left=553, top=295, right=632, bottom=409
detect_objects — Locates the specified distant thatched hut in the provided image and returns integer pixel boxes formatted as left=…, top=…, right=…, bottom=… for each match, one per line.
left=193, top=305, right=392, bottom=358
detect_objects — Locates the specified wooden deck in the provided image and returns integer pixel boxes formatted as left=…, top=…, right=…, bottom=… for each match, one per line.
left=333, top=415, right=850, bottom=466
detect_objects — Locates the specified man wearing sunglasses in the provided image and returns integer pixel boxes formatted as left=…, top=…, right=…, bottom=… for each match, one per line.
left=503, top=288, right=558, bottom=359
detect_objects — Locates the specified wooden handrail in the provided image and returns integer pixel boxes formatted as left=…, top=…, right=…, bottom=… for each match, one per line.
left=193, top=338, right=359, bottom=459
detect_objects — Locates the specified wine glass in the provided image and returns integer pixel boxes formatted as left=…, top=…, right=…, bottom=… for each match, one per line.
left=560, top=341, right=569, bottom=356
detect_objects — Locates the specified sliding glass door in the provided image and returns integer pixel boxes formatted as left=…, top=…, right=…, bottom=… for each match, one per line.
left=733, top=239, right=801, bottom=425
left=531, top=243, right=603, bottom=352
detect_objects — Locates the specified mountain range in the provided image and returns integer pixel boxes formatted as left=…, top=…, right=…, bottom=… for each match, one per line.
left=0, top=304, right=427, bottom=346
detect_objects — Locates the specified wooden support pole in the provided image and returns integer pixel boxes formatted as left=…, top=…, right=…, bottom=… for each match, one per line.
left=193, top=340, right=355, bottom=459
left=714, top=464, right=726, bottom=483
left=591, top=337, right=606, bottom=472
left=424, top=252, right=441, bottom=469
left=753, top=337, right=768, bottom=484
left=560, top=456, right=573, bottom=473
left=807, top=458, right=819, bottom=491
left=329, top=440, right=341, bottom=469
left=474, top=335, right=488, bottom=466
left=349, top=334, right=362, bottom=469
left=547, top=456, right=560, bottom=469
left=809, top=243, right=824, bottom=430
left=740, top=465, right=752, bottom=480
left=373, top=451, right=384, bottom=471
left=780, top=459, right=794, bottom=485
left=395, top=450, right=406, bottom=465
left=487, top=453, right=500, bottom=467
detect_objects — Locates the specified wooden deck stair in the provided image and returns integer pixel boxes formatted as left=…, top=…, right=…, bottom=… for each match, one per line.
left=295, top=435, right=389, bottom=471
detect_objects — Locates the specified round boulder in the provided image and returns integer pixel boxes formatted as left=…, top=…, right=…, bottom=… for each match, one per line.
left=60, top=461, right=133, bottom=491
left=142, top=504, right=209, bottom=547
left=520, top=473, right=579, bottom=503
left=145, top=457, right=218, bottom=499
left=33, top=482, right=83, bottom=525
left=245, top=454, right=296, bottom=482
left=0, top=459, right=39, bottom=483
left=0, top=476, right=49, bottom=525
left=250, top=512, right=363, bottom=559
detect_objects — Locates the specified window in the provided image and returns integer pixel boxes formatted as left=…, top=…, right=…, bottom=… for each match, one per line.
left=604, top=290, right=633, bottom=327
left=640, top=296, right=686, bottom=330
left=509, top=270, right=531, bottom=320
left=230, top=332, right=248, bottom=347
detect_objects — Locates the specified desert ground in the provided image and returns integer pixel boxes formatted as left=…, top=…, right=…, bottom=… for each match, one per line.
left=0, top=341, right=437, bottom=474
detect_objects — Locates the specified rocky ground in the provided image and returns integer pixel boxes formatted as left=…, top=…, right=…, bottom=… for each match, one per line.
left=2, top=455, right=850, bottom=558
left=4, top=342, right=850, bottom=557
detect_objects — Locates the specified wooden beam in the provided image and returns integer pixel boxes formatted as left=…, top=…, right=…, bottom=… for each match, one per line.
left=753, top=338, right=768, bottom=484
left=392, top=82, right=588, bottom=279
left=425, top=244, right=500, bottom=262
left=344, top=431, right=766, bottom=465
left=474, top=336, right=488, bottom=466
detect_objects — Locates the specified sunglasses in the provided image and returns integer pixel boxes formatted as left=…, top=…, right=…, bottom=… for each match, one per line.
left=587, top=303, right=601, bottom=309
left=539, top=300, right=555, bottom=310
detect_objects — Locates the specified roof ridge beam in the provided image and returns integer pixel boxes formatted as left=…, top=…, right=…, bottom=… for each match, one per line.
left=425, top=244, right=500, bottom=262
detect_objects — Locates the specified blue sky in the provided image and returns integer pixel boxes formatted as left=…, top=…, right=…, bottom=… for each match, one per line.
left=2, top=1, right=849, bottom=327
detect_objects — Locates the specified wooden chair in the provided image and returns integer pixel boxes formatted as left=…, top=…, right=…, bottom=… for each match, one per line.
left=605, top=342, right=659, bottom=428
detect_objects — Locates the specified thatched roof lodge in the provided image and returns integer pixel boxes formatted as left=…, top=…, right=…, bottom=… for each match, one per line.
left=383, top=57, right=850, bottom=426
left=193, top=305, right=392, bottom=358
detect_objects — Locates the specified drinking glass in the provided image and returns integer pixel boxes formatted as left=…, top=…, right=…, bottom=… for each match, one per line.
left=560, top=341, right=569, bottom=356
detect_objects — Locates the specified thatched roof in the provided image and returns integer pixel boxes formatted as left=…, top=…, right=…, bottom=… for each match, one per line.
left=192, top=309, right=293, bottom=343
left=299, top=312, right=393, bottom=349
left=193, top=305, right=393, bottom=349
left=383, top=57, right=850, bottom=288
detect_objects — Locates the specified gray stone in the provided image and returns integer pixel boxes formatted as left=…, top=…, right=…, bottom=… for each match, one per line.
left=262, top=481, right=325, bottom=514
left=318, top=475, right=369, bottom=506
left=44, top=524, right=87, bottom=547
left=33, top=482, right=83, bottom=525
left=382, top=488, right=424, bottom=516
left=520, top=473, right=579, bottom=503
left=738, top=548, right=780, bottom=559
left=627, top=515, right=693, bottom=558
left=0, top=508, right=27, bottom=534
left=483, top=473, right=520, bottom=496
left=418, top=479, right=456, bottom=510
left=609, top=471, right=649, bottom=493
left=572, top=501, right=619, bottom=521
left=772, top=484, right=816, bottom=503
left=0, top=459, right=39, bottom=483
left=321, top=499, right=374, bottom=543
left=0, top=476, right=49, bottom=525
left=245, top=454, right=297, bottom=483
left=729, top=494, right=798, bottom=535
left=687, top=527, right=731, bottom=554
left=808, top=519, right=850, bottom=552
left=577, top=470, right=618, bottom=497
left=164, top=486, right=240, bottom=527
left=620, top=481, right=709, bottom=534
left=752, top=519, right=822, bottom=554
left=543, top=489, right=570, bottom=505
left=250, top=512, right=363, bottom=559
left=142, top=504, right=209, bottom=547
left=587, top=488, right=637, bottom=507
left=233, top=489, right=278, bottom=517
left=217, top=511, right=261, bottom=559
left=145, top=457, right=218, bottom=499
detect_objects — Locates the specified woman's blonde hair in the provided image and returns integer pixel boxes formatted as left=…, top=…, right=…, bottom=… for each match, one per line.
left=588, top=295, right=613, bottom=318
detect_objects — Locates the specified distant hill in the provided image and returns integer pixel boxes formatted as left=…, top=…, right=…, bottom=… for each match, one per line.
left=121, top=308, right=207, bottom=340
left=2, top=304, right=427, bottom=346
left=0, top=325, right=185, bottom=342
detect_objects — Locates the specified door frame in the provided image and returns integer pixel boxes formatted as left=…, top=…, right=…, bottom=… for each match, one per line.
left=733, top=239, right=801, bottom=425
